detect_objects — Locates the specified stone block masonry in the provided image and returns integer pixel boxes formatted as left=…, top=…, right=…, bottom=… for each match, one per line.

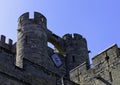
left=0, top=12, right=119, bottom=85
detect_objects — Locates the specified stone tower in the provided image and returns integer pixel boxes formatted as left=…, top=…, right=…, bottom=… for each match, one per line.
left=63, top=33, right=90, bottom=77
left=0, top=12, right=119, bottom=85
left=16, top=12, right=51, bottom=68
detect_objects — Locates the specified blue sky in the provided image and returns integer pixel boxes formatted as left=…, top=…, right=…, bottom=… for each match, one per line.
left=0, top=0, right=120, bottom=61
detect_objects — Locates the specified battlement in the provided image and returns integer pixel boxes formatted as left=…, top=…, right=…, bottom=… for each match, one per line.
left=0, top=11, right=120, bottom=85
left=63, top=33, right=85, bottom=40
left=18, top=12, right=47, bottom=27
left=62, top=33, right=87, bottom=49
left=0, top=35, right=15, bottom=53
left=63, top=34, right=72, bottom=40
left=74, top=33, right=87, bottom=44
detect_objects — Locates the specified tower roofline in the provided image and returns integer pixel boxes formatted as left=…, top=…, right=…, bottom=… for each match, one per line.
left=18, top=12, right=47, bottom=27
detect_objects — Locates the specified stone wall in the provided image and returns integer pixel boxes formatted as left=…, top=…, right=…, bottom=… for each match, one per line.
left=0, top=34, right=75, bottom=85
left=0, top=48, right=62, bottom=85
left=70, top=44, right=120, bottom=85
left=0, top=12, right=119, bottom=85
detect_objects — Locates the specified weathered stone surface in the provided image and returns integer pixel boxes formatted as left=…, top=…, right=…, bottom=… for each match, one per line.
left=0, top=12, right=119, bottom=85
left=70, top=44, right=120, bottom=85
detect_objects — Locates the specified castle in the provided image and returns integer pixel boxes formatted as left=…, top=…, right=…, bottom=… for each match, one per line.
left=0, top=12, right=119, bottom=85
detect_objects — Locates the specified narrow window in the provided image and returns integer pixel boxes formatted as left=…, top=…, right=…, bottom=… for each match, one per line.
left=72, top=56, right=75, bottom=62
left=109, top=72, right=113, bottom=82
left=25, top=36, right=28, bottom=44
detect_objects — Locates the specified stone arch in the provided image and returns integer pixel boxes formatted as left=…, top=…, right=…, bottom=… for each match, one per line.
left=47, top=33, right=64, bottom=53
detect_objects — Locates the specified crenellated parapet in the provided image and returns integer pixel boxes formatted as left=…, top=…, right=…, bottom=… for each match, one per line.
left=62, top=34, right=72, bottom=40
left=18, top=12, right=47, bottom=28
left=0, top=11, right=120, bottom=85
left=73, top=33, right=87, bottom=43
left=0, top=35, right=15, bottom=53
left=63, top=33, right=86, bottom=41
left=62, top=33, right=87, bottom=49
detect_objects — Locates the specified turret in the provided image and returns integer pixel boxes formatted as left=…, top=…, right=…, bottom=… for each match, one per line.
left=16, top=12, right=51, bottom=68
left=63, top=33, right=90, bottom=77
left=0, top=35, right=14, bottom=53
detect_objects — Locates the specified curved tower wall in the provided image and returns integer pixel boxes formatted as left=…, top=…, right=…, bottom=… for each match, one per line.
left=16, top=12, right=51, bottom=68
left=63, top=33, right=90, bottom=72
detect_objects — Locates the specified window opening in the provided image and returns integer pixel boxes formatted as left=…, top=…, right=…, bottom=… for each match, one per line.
left=72, top=56, right=75, bottom=62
